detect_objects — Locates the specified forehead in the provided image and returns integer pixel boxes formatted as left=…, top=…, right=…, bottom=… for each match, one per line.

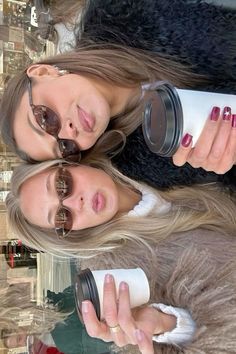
left=19, top=168, right=54, bottom=228
left=19, top=168, right=50, bottom=208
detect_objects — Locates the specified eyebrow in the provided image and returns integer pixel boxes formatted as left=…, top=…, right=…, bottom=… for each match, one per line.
left=27, top=114, right=61, bottom=158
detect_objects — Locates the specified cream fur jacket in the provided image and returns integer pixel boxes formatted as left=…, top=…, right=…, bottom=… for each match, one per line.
left=79, top=229, right=236, bottom=354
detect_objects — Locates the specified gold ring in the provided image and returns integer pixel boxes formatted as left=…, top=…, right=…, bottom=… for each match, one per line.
left=109, top=324, right=121, bottom=333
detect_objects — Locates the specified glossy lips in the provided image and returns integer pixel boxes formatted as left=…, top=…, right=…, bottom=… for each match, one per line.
left=77, top=106, right=95, bottom=132
left=92, top=192, right=105, bottom=213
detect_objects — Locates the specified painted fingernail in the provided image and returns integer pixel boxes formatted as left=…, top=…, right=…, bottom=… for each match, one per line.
left=120, top=281, right=128, bottom=291
left=210, top=106, right=220, bottom=121
left=82, top=301, right=89, bottom=314
left=232, top=114, right=236, bottom=128
left=135, top=329, right=144, bottom=342
left=181, top=133, right=193, bottom=147
left=105, top=274, right=113, bottom=283
left=223, top=106, right=231, bottom=121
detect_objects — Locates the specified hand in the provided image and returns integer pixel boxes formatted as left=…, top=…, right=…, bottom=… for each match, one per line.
left=173, top=107, right=236, bottom=174
left=82, top=274, right=176, bottom=354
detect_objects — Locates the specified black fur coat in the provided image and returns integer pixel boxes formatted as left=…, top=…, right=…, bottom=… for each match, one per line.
left=82, top=0, right=236, bottom=189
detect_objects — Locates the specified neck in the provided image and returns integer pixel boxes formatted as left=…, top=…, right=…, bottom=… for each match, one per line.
left=91, top=77, right=141, bottom=116
left=110, top=85, right=141, bottom=117
left=117, top=184, right=141, bottom=214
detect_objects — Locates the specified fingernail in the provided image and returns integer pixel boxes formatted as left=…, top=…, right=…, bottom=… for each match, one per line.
left=82, top=301, right=89, bottom=314
left=210, top=106, right=220, bottom=121
left=232, top=114, right=236, bottom=128
left=181, top=133, right=193, bottom=147
left=105, top=274, right=113, bottom=283
left=135, top=329, right=144, bottom=342
left=223, top=107, right=231, bottom=121
left=120, top=281, right=128, bottom=291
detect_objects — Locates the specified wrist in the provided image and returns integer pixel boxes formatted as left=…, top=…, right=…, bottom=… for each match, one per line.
left=145, top=307, right=176, bottom=335
left=158, top=309, right=177, bottom=334
left=150, top=303, right=196, bottom=346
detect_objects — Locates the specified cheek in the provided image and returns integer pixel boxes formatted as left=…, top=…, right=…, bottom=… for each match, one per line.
left=78, top=134, right=99, bottom=150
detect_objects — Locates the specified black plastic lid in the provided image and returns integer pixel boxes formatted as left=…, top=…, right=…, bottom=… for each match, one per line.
left=142, top=82, right=183, bottom=157
left=74, top=268, right=101, bottom=323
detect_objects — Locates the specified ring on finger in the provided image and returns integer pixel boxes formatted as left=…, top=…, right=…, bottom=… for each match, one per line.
left=109, top=324, right=121, bottom=334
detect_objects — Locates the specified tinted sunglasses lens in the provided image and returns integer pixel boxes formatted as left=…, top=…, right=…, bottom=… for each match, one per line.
left=65, top=153, right=82, bottom=162
left=33, top=105, right=60, bottom=136
left=55, top=167, right=73, bottom=199
left=55, top=207, right=73, bottom=238
left=58, top=139, right=81, bottom=159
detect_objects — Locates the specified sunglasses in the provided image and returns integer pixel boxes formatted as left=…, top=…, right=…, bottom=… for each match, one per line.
left=27, top=77, right=81, bottom=161
left=54, top=165, right=74, bottom=238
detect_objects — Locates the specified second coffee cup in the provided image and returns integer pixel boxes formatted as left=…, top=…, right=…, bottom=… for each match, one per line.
left=142, top=82, right=235, bottom=157
left=74, top=268, right=150, bottom=321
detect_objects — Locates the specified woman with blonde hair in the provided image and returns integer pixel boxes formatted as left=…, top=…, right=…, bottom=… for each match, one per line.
left=1, top=0, right=236, bottom=189
left=4, top=160, right=236, bottom=354
left=6, top=157, right=236, bottom=258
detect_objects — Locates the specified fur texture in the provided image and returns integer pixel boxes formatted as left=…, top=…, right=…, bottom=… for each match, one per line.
left=82, top=0, right=236, bottom=190
left=79, top=229, right=236, bottom=353
left=83, top=0, right=236, bottom=85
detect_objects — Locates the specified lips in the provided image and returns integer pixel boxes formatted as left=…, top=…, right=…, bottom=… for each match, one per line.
left=77, top=106, right=95, bottom=133
left=92, top=192, right=105, bottom=213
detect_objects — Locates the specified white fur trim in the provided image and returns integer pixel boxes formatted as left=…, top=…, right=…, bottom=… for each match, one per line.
left=150, top=303, right=196, bottom=345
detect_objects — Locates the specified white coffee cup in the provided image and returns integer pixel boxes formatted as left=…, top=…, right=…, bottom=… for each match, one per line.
left=74, top=268, right=150, bottom=321
left=142, top=82, right=235, bottom=156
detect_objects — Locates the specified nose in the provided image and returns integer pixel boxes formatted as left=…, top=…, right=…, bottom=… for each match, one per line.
left=59, top=119, right=78, bottom=140
left=63, top=194, right=84, bottom=213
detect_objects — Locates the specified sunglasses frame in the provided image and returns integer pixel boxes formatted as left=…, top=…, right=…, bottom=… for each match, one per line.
left=27, top=77, right=81, bottom=161
left=54, top=165, right=74, bottom=239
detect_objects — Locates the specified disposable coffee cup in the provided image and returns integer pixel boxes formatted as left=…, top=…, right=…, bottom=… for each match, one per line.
left=74, top=268, right=150, bottom=322
left=142, top=82, right=236, bottom=157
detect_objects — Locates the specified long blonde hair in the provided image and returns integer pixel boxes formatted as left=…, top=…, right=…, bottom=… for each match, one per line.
left=6, top=158, right=236, bottom=258
left=0, top=284, right=66, bottom=338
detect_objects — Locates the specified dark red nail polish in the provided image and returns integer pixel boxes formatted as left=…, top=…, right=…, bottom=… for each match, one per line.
left=232, top=114, right=236, bottom=128
left=210, top=106, right=220, bottom=121
left=223, top=107, right=231, bottom=121
left=181, top=133, right=193, bottom=147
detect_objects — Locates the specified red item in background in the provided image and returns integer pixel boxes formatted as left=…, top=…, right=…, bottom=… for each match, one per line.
left=29, top=337, right=64, bottom=354
left=46, top=347, right=64, bottom=354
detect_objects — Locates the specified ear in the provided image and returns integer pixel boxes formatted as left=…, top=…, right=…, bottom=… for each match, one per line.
left=26, top=64, right=59, bottom=78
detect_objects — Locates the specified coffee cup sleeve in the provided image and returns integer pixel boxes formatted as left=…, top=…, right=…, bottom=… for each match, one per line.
left=150, top=303, right=196, bottom=345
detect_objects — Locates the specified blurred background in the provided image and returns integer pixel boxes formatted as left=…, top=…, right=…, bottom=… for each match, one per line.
left=0, top=0, right=236, bottom=352
left=0, top=2, right=68, bottom=353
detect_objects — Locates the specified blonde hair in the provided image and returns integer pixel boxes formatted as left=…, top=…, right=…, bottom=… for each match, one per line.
left=6, top=158, right=236, bottom=258
left=0, top=284, right=66, bottom=339
left=0, top=40, right=206, bottom=161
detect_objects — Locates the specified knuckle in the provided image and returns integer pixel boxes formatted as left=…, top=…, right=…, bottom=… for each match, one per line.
left=118, top=314, right=129, bottom=328
left=115, top=340, right=126, bottom=348
left=172, top=156, right=185, bottom=167
left=210, top=148, right=223, bottom=160
left=191, top=149, right=207, bottom=162
left=214, top=168, right=226, bottom=175
left=88, top=327, right=101, bottom=338
left=188, top=161, right=201, bottom=169
left=215, top=163, right=232, bottom=175
left=104, top=311, right=117, bottom=325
